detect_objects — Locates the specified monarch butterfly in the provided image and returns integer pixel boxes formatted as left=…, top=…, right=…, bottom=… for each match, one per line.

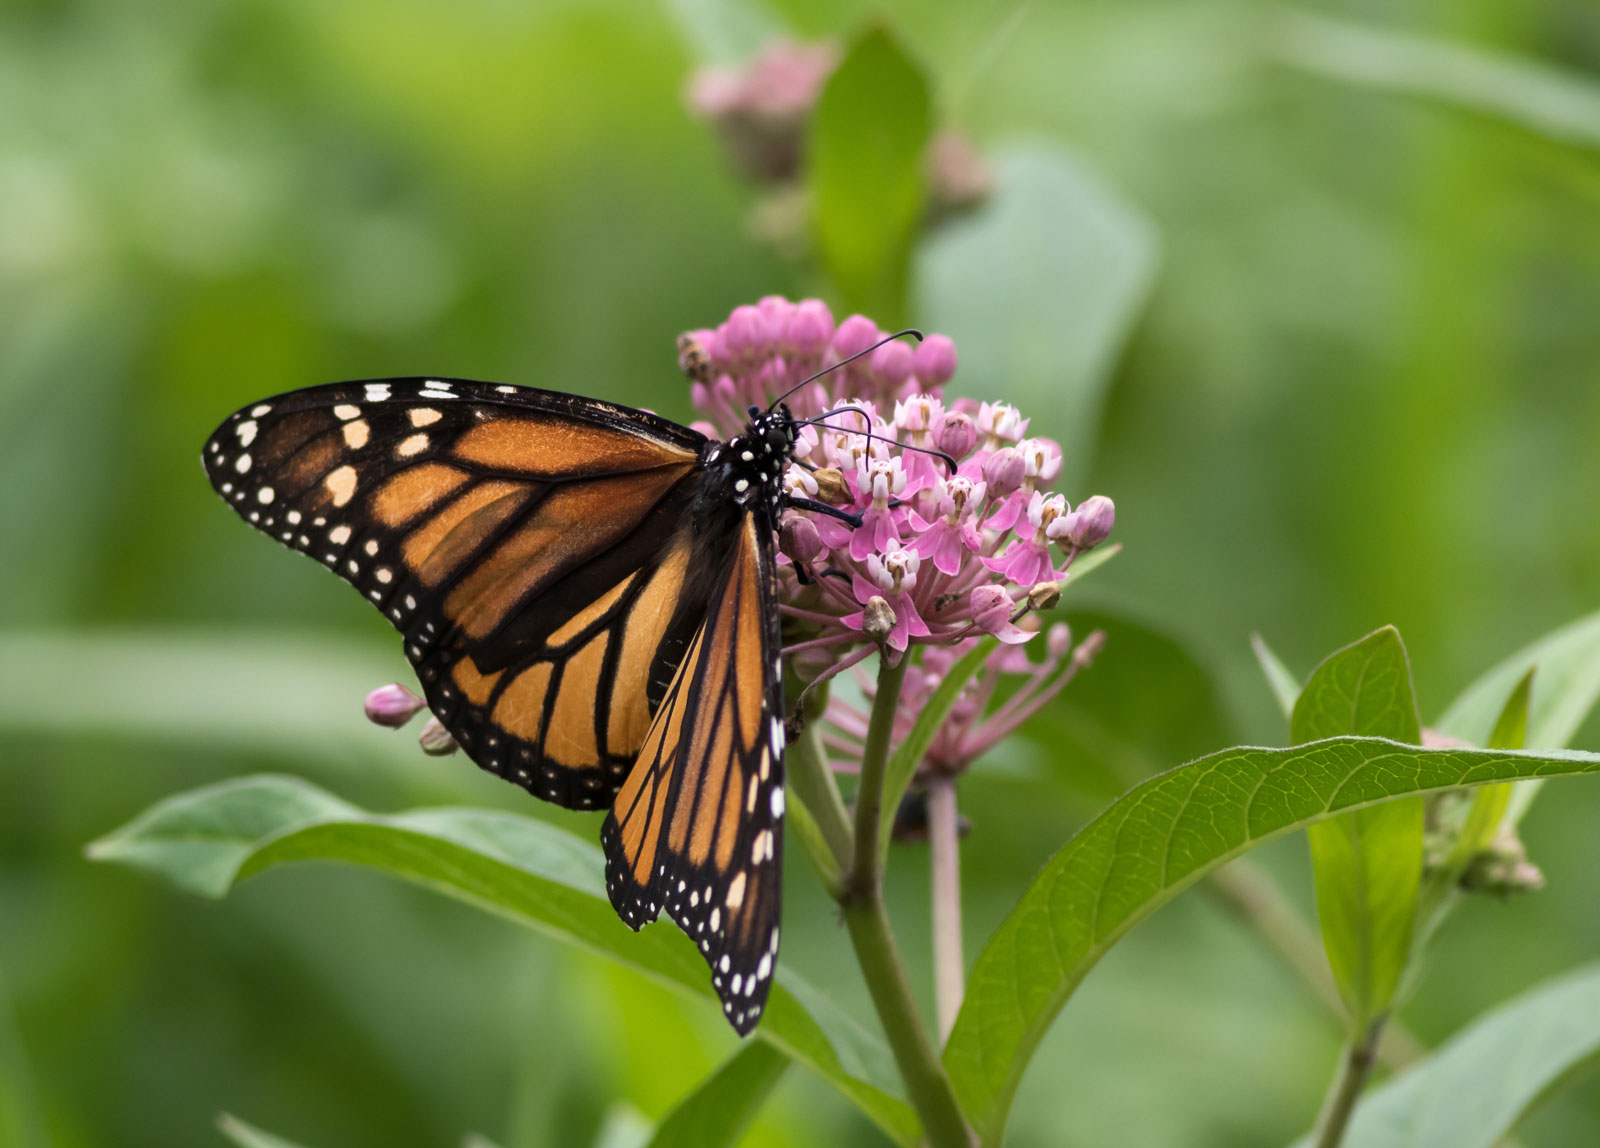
left=201, top=339, right=913, bottom=1034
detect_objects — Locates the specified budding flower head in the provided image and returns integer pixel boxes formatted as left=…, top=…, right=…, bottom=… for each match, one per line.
left=365, top=684, right=426, bottom=729
left=417, top=716, right=459, bottom=756
left=1067, top=495, right=1116, bottom=549
left=982, top=447, right=1026, bottom=498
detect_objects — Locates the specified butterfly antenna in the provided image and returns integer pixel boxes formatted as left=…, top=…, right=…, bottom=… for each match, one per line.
left=797, top=407, right=959, bottom=475
left=766, top=328, right=923, bottom=411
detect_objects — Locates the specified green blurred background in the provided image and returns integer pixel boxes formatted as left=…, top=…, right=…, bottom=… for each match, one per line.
left=3, top=1, right=1599, bottom=1145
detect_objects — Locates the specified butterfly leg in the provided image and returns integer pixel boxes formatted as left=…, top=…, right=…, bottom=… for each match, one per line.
left=785, top=496, right=863, bottom=530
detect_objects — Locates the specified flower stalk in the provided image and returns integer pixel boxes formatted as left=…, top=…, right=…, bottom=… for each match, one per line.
left=927, top=773, right=964, bottom=1043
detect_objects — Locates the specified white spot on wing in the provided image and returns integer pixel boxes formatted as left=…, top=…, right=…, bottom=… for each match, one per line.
left=397, top=433, right=428, bottom=457
left=770, top=788, right=784, bottom=818
left=726, top=871, right=747, bottom=910
left=236, top=420, right=258, bottom=446
left=364, top=384, right=391, bottom=402
left=256, top=486, right=274, bottom=505
left=409, top=408, right=442, bottom=427
left=328, top=525, right=351, bottom=545
left=333, top=404, right=360, bottom=421
left=251, top=404, right=272, bottom=417
left=342, top=420, right=370, bottom=449
left=234, top=454, right=252, bottom=474
left=325, top=466, right=357, bottom=507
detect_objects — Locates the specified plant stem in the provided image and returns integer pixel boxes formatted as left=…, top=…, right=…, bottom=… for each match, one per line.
left=1312, top=1017, right=1385, bottom=1148
left=787, top=722, right=854, bottom=872
left=843, top=891, right=972, bottom=1148
left=1205, top=860, right=1423, bottom=1068
left=928, top=774, right=964, bottom=1044
left=838, top=652, right=972, bottom=1148
left=850, top=653, right=908, bottom=890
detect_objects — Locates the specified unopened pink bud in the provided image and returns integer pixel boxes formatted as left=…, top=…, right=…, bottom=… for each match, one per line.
left=982, top=447, right=1026, bottom=498
left=780, top=515, right=826, bottom=565
left=969, top=585, right=1011, bottom=633
left=912, top=334, right=958, bottom=386
left=937, top=412, right=977, bottom=460
left=1068, top=495, right=1115, bottom=548
left=417, top=716, right=458, bottom=756
left=788, top=299, right=834, bottom=354
left=831, top=314, right=880, bottom=361
left=1047, top=623, right=1072, bottom=658
left=365, top=684, right=425, bottom=729
left=724, top=304, right=763, bottom=358
left=870, top=340, right=913, bottom=386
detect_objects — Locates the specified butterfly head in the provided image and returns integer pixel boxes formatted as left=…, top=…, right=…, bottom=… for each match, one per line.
left=713, top=404, right=798, bottom=517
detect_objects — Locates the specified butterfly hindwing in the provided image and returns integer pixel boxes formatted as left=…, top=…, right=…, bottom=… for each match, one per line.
left=602, top=514, right=785, bottom=1034
left=203, top=377, right=709, bottom=810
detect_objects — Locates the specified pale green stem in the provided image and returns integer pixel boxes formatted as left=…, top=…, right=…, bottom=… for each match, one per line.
left=928, top=774, right=964, bottom=1044
left=838, top=653, right=972, bottom=1148
left=1312, top=1017, right=1385, bottom=1148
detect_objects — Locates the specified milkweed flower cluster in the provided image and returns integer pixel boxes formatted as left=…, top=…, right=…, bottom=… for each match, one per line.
left=681, top=296, right=1116, bottom=675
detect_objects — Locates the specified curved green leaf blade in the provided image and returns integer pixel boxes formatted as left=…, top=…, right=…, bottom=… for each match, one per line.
left=1274, top=12, right=1600, bottom=154
left=942, top=737, right=1600, bottom=1145
left=1289, top=963, right=1600, bottom=1148
left=1437, top=609, right=1600, bottom=830
left=92, top=777, right=918, bottom=1147
left=1252, top=633, right=1301, bottom=720
left=809, top=25, right=930, bottom=322
left=1437, top=609, right=1600, bottom=749
left=1294, top=627, right=1423, bottom=1027
left=878, top=638, right=994, bottom=865
left=646, top=1043, right=788, bottom=1148
left=916, top=142, right=1157, bottom=488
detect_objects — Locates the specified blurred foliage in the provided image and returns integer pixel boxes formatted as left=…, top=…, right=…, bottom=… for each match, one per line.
left=3, top=0, right=1600, bottom=1146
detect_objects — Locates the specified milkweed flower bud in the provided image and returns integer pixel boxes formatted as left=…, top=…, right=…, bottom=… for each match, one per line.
left=969, top=585, right=1009, bottom=628
left=780, top=514, right=826, bottom=565
left=787, top=299, right=834, bottom=355
left=912, top=333, right=958, bottom=388
left=936, top=411, right=976, bottom=460
left=418, top=716, right=459, bottom=756
left=1067, top=495, right=1116, bottom=549
left=870, top=340, right=914, bottom=388
left=365, top=684, right=425, bottom=729
left=1047, top=623, right=1072, bottom=659
left=1027, top=581, right=1061, bottom=611
left=982, top=447, right=1026, bottom=499
left=830, top=314, right=881, bottom=362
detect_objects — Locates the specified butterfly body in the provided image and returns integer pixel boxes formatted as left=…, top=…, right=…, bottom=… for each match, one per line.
left=204, top=377, right=799, bottom=1032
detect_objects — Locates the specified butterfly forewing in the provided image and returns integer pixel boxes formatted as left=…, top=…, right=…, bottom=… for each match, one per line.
left=206, top=374, right=794, bottom=1035
left=203, top=377, right=708, bottom=809
left=602, top=515, right=785, bottom=1034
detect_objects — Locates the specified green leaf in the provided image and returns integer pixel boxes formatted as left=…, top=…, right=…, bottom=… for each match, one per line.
left=1455, top=667, right=1534, bottom=856
left=1293, top=627, right=1423, bottom=1027
left=1437, top=609, right=1600, bottom=749
left=878, top=638, right=994, bottom=865
left=646, top=1043, right=788, bottom=1148
left=1251, top=633, right=1301, bottom=720
left=809, top=25, right=930, bottom=323
left=1288, top=963, right=1600, bottom=1148
left=1273, top=12, right=1600, bottom=154
left=93, top=777, right=919, bottom=1147
left=942, top=736, right=1600, bottom=1145
left=217, top=1114, right=311, bottom=1148
left=916, top=142, right=1157, bottom=488
left=1436, top=609, right=1600, bottom=829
